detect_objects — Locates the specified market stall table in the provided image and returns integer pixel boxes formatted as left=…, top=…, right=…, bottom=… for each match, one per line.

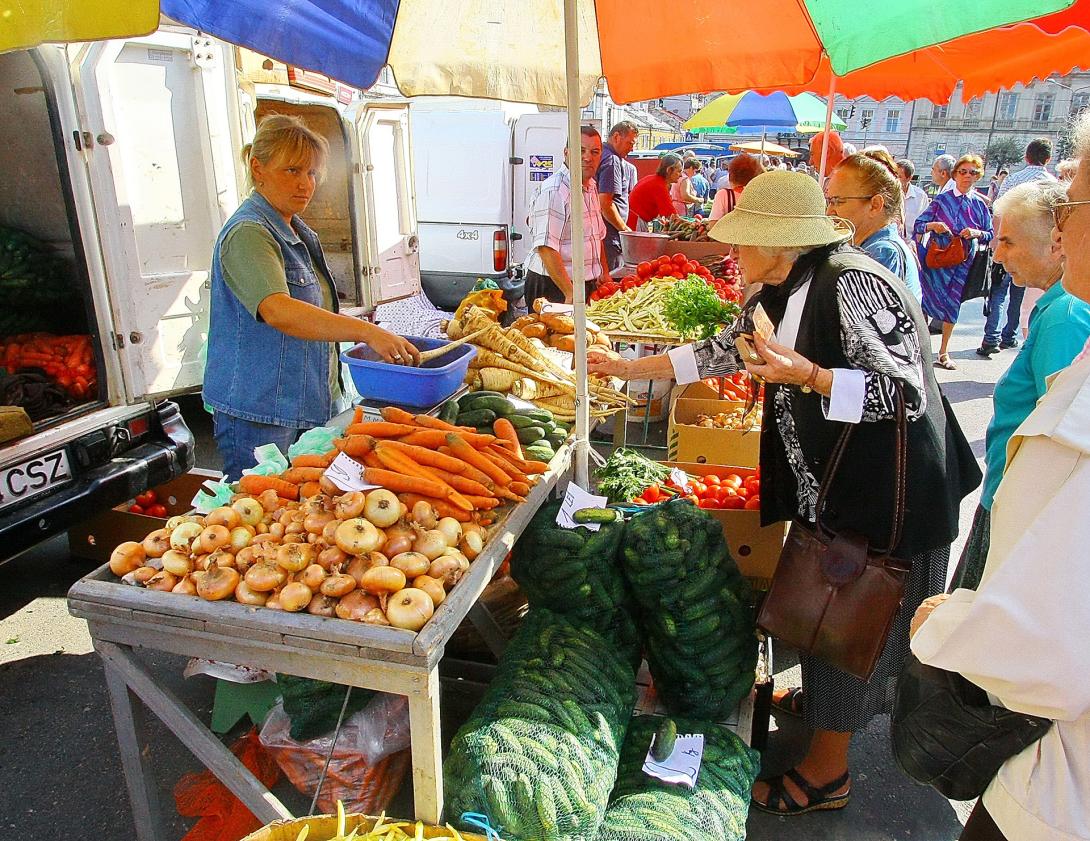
left=67, top=441, right=574, bottom=839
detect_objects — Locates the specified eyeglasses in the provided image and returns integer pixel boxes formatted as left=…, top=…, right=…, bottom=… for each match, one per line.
left=1052, top=199, right=1090, bottom=232
left=956, top=168, right=981, bottom=176
left=825, top=194, right=875, bottom=207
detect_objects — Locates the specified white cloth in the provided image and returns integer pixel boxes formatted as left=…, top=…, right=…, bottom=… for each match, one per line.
left=912, top=353, right=1090, bottom=841
left=709, top=188, right=736, bottom=221
left=938, top=179, right=956, bottom=194
left=903, top=184, right=930, bottom=235
left=667, top=279, right=865, bottom=422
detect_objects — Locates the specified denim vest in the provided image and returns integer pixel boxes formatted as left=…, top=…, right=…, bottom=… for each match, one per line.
left=204, top=191, right=339, bottom=428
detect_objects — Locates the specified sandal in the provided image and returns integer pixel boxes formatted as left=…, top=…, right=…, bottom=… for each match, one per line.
left=751, top=768, right=852, bottom=816
left=934, top=353, right=957, bottom=370
left=771, top=687, right=805, bottom=718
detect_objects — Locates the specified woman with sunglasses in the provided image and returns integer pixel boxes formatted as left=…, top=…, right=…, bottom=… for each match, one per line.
left=913, top=154, right=993, bottom=369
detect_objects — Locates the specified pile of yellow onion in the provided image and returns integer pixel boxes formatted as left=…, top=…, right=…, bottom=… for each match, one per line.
left=107, top=488, right=486, bottom=632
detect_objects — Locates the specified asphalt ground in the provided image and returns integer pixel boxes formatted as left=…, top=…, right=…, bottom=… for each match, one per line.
left=0, top=305, right=1003, bottom=839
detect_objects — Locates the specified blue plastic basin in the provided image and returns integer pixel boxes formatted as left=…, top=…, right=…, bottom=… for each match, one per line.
left=340, top=336, right=477, bottom=408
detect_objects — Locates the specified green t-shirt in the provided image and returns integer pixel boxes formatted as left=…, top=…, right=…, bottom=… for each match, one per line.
left=220, top=221, right=341, bottom=401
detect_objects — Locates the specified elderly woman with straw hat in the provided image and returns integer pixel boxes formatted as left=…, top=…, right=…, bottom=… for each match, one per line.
left=589, top=170, right=980, bottom=816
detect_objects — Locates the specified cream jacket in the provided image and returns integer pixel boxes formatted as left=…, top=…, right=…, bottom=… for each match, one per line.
left=912, top=354, right=1090, bottom=841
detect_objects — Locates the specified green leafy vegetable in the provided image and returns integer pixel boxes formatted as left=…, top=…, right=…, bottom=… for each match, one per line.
left=594, top=448, right=670, bottom=503
left=663, top=275, right=740, bottom=340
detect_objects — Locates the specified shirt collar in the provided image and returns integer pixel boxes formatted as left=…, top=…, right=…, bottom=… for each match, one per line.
left=861, top=223, right=898, bottom=248
left=249, top=190, right=303, bottom=245
left=1038, top=277, right=1069, bottom=311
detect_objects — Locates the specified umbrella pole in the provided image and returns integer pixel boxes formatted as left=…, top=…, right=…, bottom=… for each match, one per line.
left=563, top=0, right=591, bottom=487
left=818, top=75, right=838, bottom=184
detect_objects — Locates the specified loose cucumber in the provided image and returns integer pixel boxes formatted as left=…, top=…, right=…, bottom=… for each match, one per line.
left=463, top=395, right=516, bottom=416
left=546, top=431, right=568, bottom=448
left=507, top=414, right=541, bottom=429
left=516, top=426, right=546, bottom=444
left=458, top=390, right=504, bottom=407
left=438, top=398, right=460, bottom=424
left=519, top=408, right=554, bottom=424
left=456, top=408, right=497, bottom=426
left=572, top=507, right=619, bottom=525
left=652, top=718, right=678, bottom=761
left=525, top=445, right=555, bottom=463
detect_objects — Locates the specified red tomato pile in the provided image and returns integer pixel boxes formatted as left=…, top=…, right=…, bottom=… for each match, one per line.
left=128, top=489, right=167, bottom=518
left=591, top=252, right=742, bottom=304
left=1, top=333, right=98, bottom=400
left=634, top=467, right=761, bottom=511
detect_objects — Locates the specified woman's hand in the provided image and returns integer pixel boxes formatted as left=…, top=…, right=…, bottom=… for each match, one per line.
left=927, top=221, right=951, bottom=235
left=958, top=227, right=978, bottom=240
left=910, top=593, right=950, bottom=639
left=745, top=333, right=813, bottom=386
left=362, top=323, right=421, bottom=365
left=587, top=349, right=630, bottom=380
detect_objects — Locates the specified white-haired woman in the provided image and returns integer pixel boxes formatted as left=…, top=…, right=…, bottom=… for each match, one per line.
left=950, top=179, right=1090, bottom=591
left=912, top=113, right=1090, bottom=841
left=589, top=170, right=980, bottom=816
left=204, top=115, right=419, bottom=478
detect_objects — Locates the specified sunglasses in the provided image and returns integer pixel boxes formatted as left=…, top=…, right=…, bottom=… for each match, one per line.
left=1053, top=199, right=1090, bottom=232
left=956, top=168, right=981, bottom=176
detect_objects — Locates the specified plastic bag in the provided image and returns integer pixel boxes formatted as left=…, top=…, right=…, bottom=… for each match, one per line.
left=191, top=478, right=235, bottom=514
left=288, top=425, right=340, bottom=458
left=259, top=692, right=411, bottom=816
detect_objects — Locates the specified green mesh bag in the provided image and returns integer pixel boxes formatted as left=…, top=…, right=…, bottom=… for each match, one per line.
left=510, top=500, right=640, bottom=664
left=444, top=609, right=637, bottom=841
left=597, top=715, right=760, bottom=841
left=621, top=499, right=758, bottom=719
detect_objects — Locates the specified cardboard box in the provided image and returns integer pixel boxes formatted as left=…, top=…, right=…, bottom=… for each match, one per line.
left=668, top=396, right=761, bottom=467
left=664, top=461, right=787, bottom=589
left=68, top=469, right=223, bottom=563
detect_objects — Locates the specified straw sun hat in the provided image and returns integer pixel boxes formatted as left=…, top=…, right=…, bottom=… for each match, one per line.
left=709, top=170, right=852, bottom=248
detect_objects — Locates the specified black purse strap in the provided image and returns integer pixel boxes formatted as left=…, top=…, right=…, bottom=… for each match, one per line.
left=813, top=383, right=907, bottom=556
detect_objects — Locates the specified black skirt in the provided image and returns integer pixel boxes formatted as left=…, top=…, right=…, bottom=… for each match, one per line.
left=799, top=544, right=949, bottom=733
left=947, top=504, right=991, bottom=592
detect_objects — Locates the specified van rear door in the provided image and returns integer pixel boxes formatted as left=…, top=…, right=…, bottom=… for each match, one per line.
left=350, top=102, right=420, bottom=309
left=70, top=30, right=243, bottom=401
left=511, top=113, right=568, bottom=266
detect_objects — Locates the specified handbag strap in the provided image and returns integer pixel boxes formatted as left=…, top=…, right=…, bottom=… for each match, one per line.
left=813, top=383, right=907, bottom=555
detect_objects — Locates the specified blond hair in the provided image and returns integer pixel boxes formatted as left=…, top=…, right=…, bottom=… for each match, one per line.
left=955, top=153, right=985, bottom=174
left=242, top=114, right=328, bottom=190
left=834, top=150, right=904, bottom=222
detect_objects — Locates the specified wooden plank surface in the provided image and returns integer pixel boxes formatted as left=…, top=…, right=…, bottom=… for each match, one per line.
left=408, top=667, right=444, bottom=825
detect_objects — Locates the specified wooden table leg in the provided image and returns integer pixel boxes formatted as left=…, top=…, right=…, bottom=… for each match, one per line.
left=465, top=601, right=508, bottom=659
left=102, top=653, right=163, bottom=841
left=408, top=665, right=444, bottom=824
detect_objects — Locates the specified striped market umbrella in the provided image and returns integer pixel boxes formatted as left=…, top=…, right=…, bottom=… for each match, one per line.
left=685, top=92, right=848, bottom=136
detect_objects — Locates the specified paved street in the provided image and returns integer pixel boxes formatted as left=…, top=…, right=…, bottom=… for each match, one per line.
left=0, top=306, right=1003, bottom=839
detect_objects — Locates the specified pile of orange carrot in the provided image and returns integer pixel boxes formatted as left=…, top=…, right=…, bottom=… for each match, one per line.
left=237, top=406, right=549, bottom=524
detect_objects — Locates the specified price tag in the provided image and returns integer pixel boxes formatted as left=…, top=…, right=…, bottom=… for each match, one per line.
left=555, top=481, right=608, bottom=532
left=668, top=467, right=691, bottom=493
left=324, top=451, right=380, bottom=493
left=643, top=733, right=704, bottom=789
left=539, top=302, right=574, bottom=315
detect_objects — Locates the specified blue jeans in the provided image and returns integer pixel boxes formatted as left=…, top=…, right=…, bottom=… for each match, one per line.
left=213, top=412, right=301, bottom=481
left=983, top=271, right=1025, bottom=347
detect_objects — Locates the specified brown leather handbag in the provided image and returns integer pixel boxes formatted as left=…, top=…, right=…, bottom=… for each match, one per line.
left=924, top=234, right=966, bottom=269
left=757, top=388, right=909, bottom=681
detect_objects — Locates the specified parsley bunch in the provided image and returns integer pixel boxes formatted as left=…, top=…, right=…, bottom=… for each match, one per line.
left=663, top=275, right=741, bottom=340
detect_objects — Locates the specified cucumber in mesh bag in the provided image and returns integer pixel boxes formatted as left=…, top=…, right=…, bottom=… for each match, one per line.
left=597, top=715, right=761, bottom=841
left=444, top=609, right=637, bottom=841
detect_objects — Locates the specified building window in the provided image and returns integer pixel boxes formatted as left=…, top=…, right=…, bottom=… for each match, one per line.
left=1072, top=92, right=1090, bottom=116
left=884, top=109, right=901, bottom=133
left=931, top=103, right=948, bottom=122
left=835, top=108, right=851, bottom=123
left=860, top=108, right=874, bottom=130
left=1033, top=93, right=1055, bottom=124
left=999, top=93, right=1018, bottom=121
left=965, top=98, right=983, bottom=120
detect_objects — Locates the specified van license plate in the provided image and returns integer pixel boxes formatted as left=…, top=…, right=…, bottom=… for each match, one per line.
left=0, top=450, right=73, bottom=511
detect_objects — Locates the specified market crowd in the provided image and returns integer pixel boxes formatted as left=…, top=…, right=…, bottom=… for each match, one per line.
left=204, top=110, right=1089, bottom=841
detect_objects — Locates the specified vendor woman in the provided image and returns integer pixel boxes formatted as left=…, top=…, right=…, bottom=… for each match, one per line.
left=588, top=170, right=980, bottom=816
left=204, top=115, right=419, bottom=478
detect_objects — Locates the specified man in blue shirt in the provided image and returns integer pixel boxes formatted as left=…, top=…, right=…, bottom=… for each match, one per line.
left=596, top=120, right=639, bottom=271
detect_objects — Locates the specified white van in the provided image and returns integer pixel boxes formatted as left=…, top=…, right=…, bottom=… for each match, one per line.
left=0, top=26, right=418, bottom=561
left=409, top=98, right=567, bottom=310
